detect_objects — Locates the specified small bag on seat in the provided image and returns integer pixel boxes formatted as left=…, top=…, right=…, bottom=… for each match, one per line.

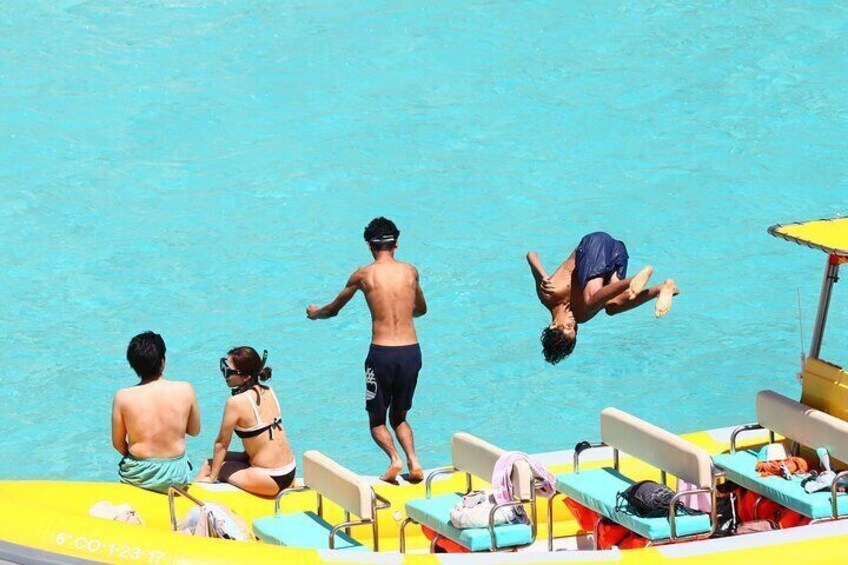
left=449, top=490, right=520, bottom=529
left=179, top=503, right=251, bottom=540
left=616, top=481, right=679, bottom=518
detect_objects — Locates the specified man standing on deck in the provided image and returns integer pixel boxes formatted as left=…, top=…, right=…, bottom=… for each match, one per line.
left=307, top=217, right=427, bottom=483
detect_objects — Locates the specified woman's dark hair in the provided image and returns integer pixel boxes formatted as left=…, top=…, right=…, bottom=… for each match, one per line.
left=127, top=331, right=166, bottom=380
left=228, top=346, right=272, bottom=381
left=540, top=326, right=576, bottom=365
left=363, top=217, right=400, bottom=251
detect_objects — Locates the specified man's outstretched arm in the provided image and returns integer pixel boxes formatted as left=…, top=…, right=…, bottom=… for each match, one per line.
left=307, top=271, right=361, bottom=320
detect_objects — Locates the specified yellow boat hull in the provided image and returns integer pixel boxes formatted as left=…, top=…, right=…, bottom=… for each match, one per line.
left=3, top=428, right=848, bottom=564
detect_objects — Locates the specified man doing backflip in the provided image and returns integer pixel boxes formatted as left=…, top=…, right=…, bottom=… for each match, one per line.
left=307, top=217, right=427, bottom=483
left=527, top=231, right=678, bottom=364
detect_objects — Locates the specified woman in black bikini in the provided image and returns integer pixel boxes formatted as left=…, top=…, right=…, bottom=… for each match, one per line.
left=196, top=346, right=296, bottom=496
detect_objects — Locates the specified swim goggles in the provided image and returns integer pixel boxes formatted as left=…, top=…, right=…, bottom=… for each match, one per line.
left=219, top=357, right=242, bottom=379
left=219, top=350, right=269, bottom=379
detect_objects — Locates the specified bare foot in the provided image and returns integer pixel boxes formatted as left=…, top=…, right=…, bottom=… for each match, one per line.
left=628, top=266, right=654, bottom=299
left=380, top=460, right=403, bottom=484
left=655, top=279, right=678, bottom=318
left=407, top=466, right=424, bottom=484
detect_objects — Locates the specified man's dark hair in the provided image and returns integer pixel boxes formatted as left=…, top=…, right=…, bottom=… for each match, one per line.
left=126, top=331, right=167, bottom=380
left=540, top=326, right=576, bottom=365
left=363, top=217, right=400, bottom=251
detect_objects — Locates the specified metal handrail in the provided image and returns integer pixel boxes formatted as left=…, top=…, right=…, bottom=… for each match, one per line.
left=546, top=492, right=560, bottom=552
left=273, top=484, right=311, bottom=515
left=831, top=470, right=848, bottom=519
left=483, top=476, right=543, bottom=551
left=729, top=423, right=765, bottom=454
left=486, top=498, right=529, bottom=551
left=573, top=442, right=607, bottom=474
left=398, top=517, right=414, bottom=553
left=374, top=491, right=392, bottom=510
left=369, top=489, right=392, bottom=551
left=528, top=477, right=542, bottom=543
left=425, top=466, right=459, bottom=498
left=329, top=519, right=370, bottom=550
left=668, top=487, right=715, bottom=541
left=168, top=486, right=216, bottom=536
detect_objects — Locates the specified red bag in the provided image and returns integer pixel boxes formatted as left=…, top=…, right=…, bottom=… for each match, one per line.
left=777, top=509, right=812, bottom=529
left=617, top=533, right=650, bottom=549
left=563, top=497, right=601, bottom=532
left=420, top=526, right=470, bottom=553
left=738, top=490, right=758, bottom=522
left=596, top=519, right=629, bottom=549
left=754, top=497, right=782, bottom=521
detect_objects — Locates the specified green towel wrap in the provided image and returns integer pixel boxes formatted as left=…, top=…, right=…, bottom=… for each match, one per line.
left=118, top=453, right=193, bottom=494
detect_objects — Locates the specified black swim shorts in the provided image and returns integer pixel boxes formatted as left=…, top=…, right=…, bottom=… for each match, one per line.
left=364, top=344, right=422, bottom=414
left=574, top=232, right=629, bottom=289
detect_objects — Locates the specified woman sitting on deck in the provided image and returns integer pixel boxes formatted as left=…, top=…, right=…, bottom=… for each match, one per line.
left=196, top=346, right=296, bottom=496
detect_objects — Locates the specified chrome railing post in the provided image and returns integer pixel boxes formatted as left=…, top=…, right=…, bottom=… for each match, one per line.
left=424, top=466, right=458, bottom=499
left=729, top=424, right=765, bottom=454
left=831, top=470, right=848, bottom=519
left=810, top=257, right=840, bottom=359
left=399, top=517, right=413, bottom=553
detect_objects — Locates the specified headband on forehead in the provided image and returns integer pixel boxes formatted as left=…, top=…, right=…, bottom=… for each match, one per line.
left=369, top=234, right=397, bottom=244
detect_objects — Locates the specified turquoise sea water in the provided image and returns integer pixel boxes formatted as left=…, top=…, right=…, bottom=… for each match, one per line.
left=1, top=1, right=847, bottom=480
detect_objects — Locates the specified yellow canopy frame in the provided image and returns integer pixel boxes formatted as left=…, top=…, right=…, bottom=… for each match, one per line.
left=769, top=217, right=848, bottom=257
left=770, top=216, right=848, bottom=420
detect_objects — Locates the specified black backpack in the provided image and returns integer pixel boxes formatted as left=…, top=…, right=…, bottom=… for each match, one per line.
left=616, top=480, right=684, bottom=518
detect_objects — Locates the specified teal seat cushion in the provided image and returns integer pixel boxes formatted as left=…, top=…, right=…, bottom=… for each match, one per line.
left=252, top=511, right=367, bottom=551
left=556, top=468, right=711, bottom=541
left=714, top=450, right=848, bottom=520
left=405, top=493, right=533, bottom=552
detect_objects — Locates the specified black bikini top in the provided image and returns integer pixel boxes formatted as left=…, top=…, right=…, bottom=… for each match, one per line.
left=233, top=387, right=283, bottom=440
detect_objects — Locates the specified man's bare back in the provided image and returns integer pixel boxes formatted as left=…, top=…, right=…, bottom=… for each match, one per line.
left=112, top=379, right=200, bottom=459
left=357, top=259, right=423, bottom=345
left=306, top=257, right=426, bottom=344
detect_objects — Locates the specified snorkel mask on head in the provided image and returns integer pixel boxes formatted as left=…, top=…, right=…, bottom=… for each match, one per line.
left=220, top=349, right=268, bottom=395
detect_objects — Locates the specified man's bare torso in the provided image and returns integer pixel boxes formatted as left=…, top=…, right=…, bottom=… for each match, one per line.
left=116, top=380, right=195, bottom=459
left=357, top=259, right=419, bottom=346
left=534, top=251, right=602, bottom=323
